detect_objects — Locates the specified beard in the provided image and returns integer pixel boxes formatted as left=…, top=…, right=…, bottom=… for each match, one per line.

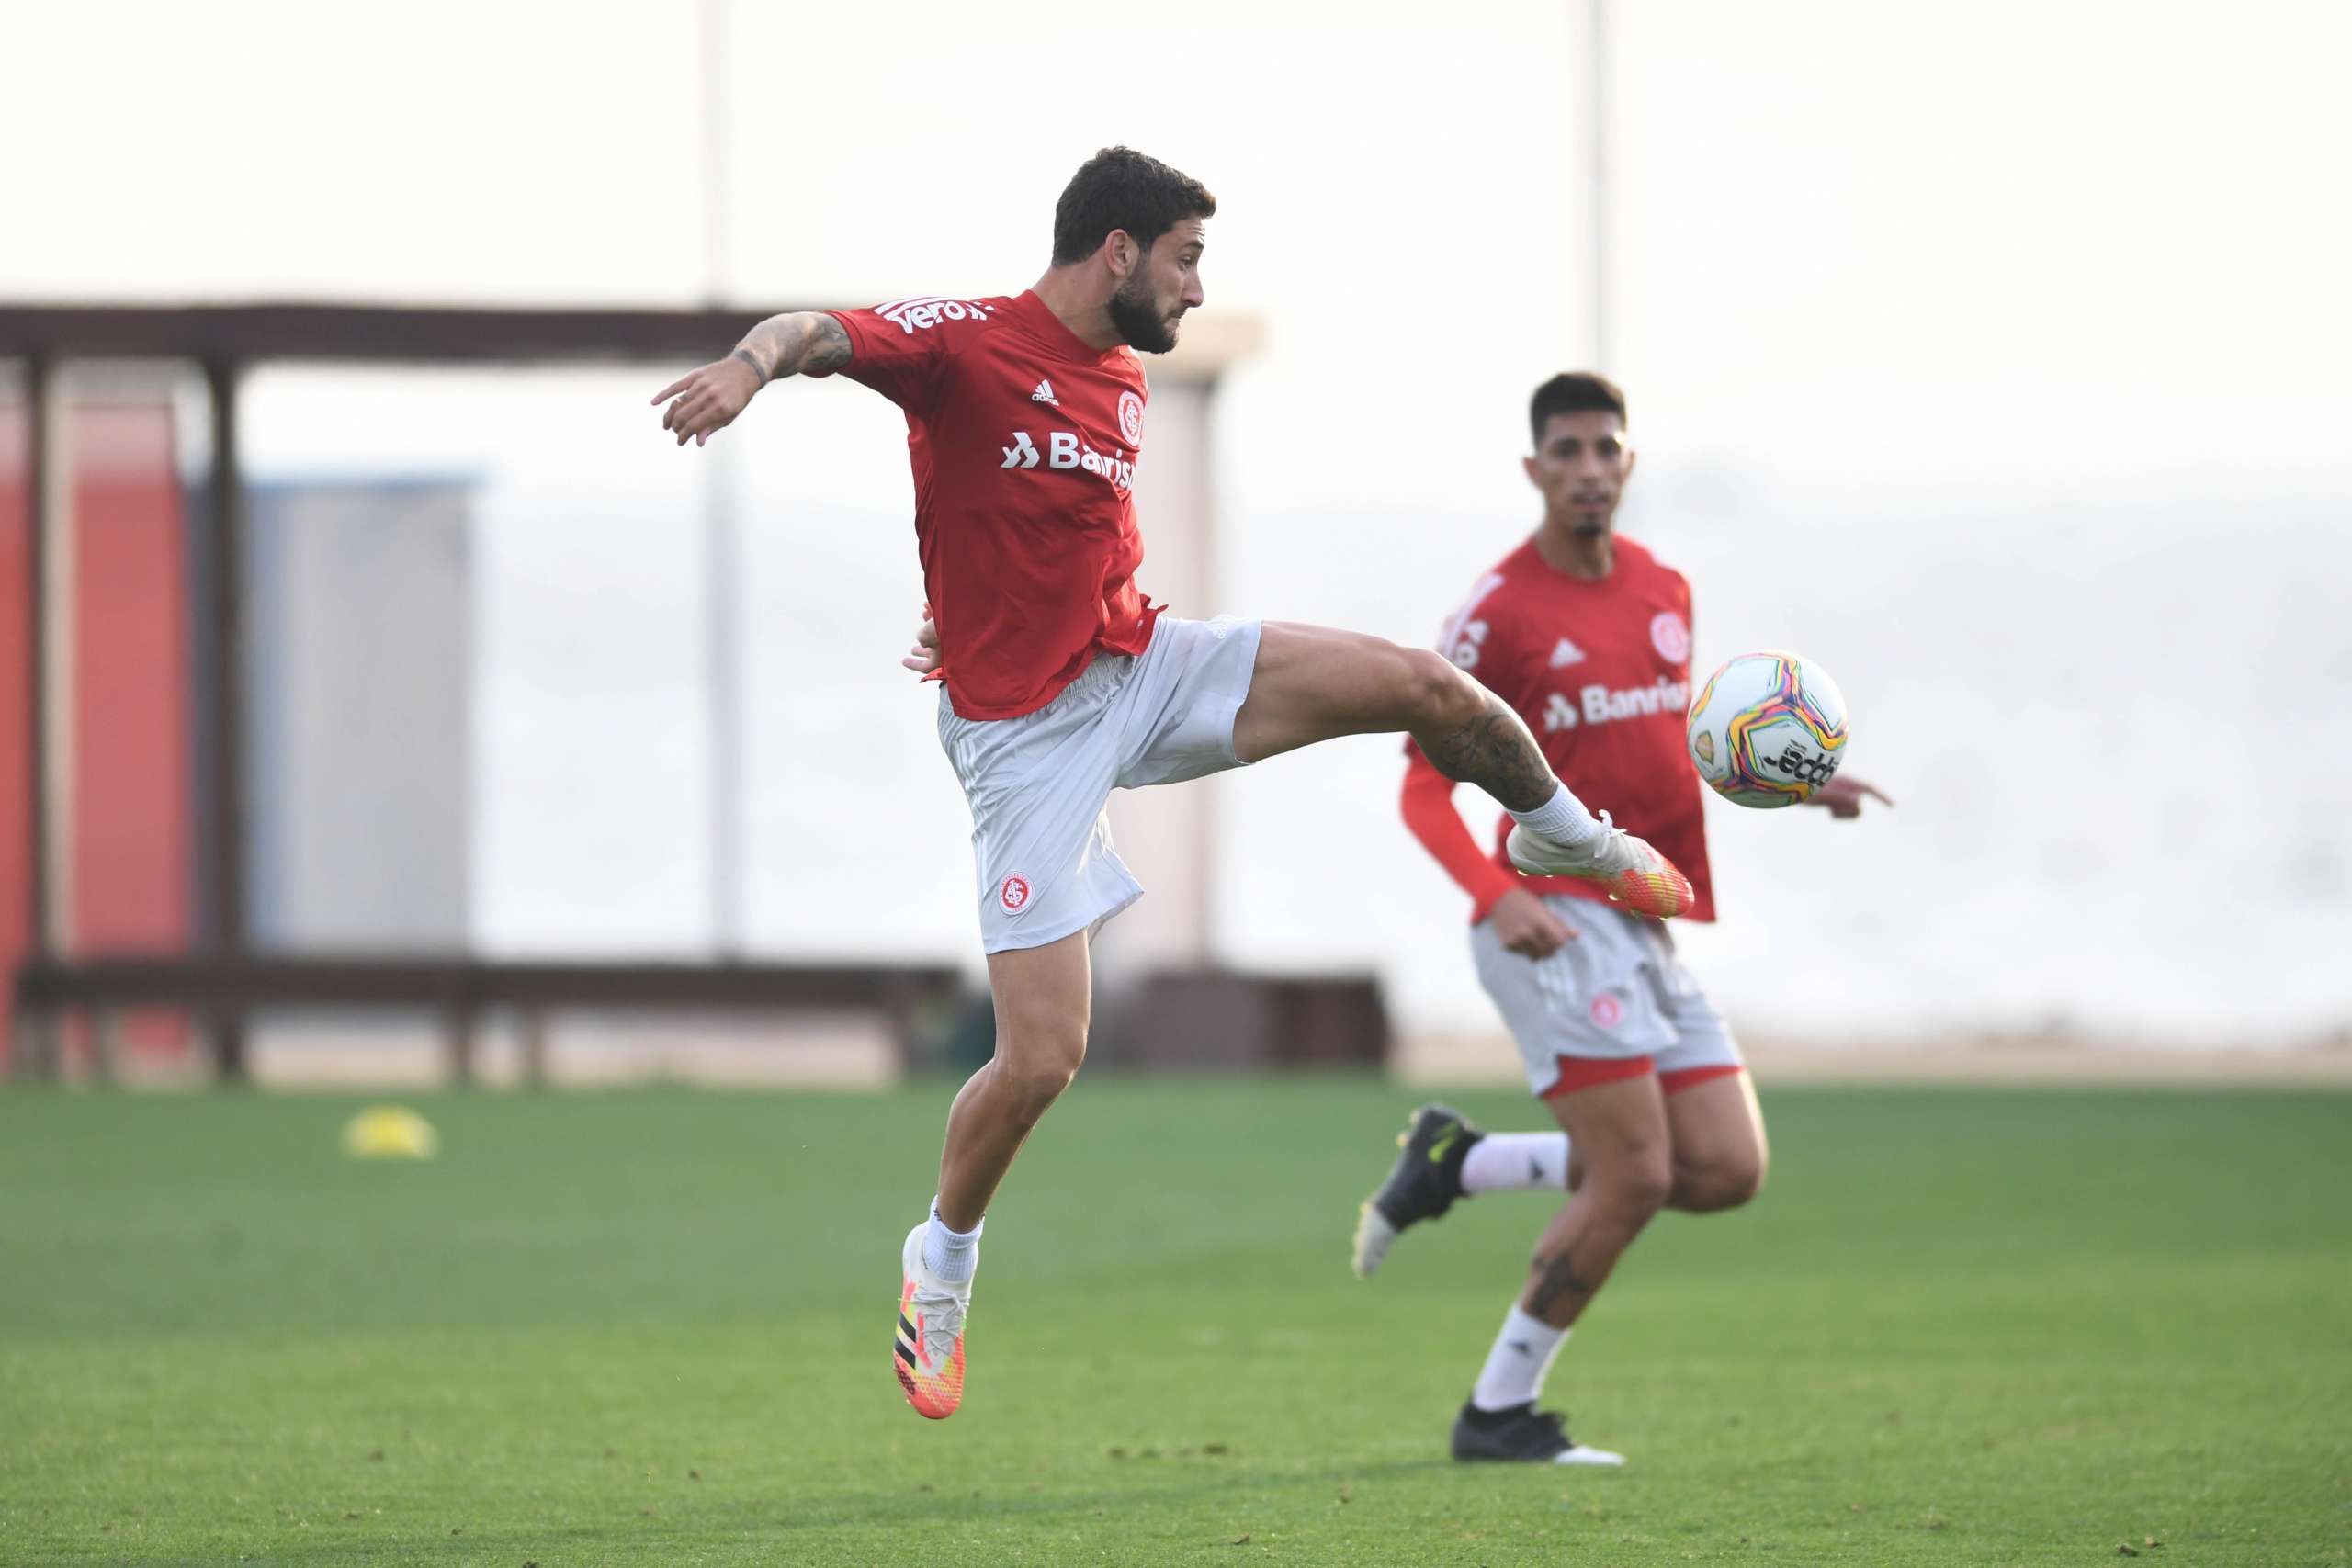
left=1106, top=272, right=1181, bottom=354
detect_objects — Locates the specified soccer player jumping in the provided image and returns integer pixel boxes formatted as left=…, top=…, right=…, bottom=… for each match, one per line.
left=1355, top=373, right=1887, bottom=1464
left=652, top=149, right=1693, bottom=1421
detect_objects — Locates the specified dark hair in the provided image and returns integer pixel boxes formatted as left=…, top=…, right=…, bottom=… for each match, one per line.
left=1529, top=372, right=1628, bottom=448
left=1052, top=147, right=1217, bottom=266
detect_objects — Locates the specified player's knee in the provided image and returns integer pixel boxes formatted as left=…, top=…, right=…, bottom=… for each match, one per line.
left=996, top=1035, right=1085, bottom=1121
left=1676, top=1151, right=1765, bottom=1213
left=1396, top=646, right=1482, bottom=728
left=1586, top=1147, right=1673, bottom=1226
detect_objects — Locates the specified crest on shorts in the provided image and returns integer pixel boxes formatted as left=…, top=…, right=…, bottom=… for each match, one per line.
left=1117, top=389, right=1145, bottom=446
left=1649, top=612, right=1690, bottom=664
left=1589, top=993, right=1624, bottom=1030
left=999, top=874, right=1033, bottom=915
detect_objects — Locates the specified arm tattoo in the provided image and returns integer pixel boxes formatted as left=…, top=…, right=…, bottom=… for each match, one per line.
left=802, top=313, right=852, bottom=374
left=1419, top=694, right=1556, bottom=814
left=731, top=311, right=854, bottom=383
left=1526, top=1247, right=1596, bottom=1318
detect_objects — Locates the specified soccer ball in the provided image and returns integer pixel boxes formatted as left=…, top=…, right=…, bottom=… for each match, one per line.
left=1685, top=650, right=1849, bottom=808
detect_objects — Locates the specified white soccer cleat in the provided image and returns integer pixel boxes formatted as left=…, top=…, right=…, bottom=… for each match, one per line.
left=1506, top=813, right=1694, bottom=920
left=1351, top=1205, right=1400, bottom=1280
left=894, top=1224, right=971, bottom=1419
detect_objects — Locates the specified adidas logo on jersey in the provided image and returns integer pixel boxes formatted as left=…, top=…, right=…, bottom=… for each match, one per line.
left=1550, top=637, right=1586, bottom=668
left=1030, top=379, right=1058, bottom=406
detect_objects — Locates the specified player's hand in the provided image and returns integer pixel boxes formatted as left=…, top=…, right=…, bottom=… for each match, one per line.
left=900, top=608, right=942, bottom=674
left=650, top=357, right=762, bottom=447
left=1484, top=886, right=1576, bottom=958
left=1808, top=774, right=1893, bottom=818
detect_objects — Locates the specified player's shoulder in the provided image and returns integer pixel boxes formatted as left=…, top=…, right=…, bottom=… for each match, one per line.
left=1440, top=538, right=1524, bottom=610
left=1433, top=537, right=1542, bottom=669
left=1614, top=535, right=1690, bottom=592
left=1476, top=536, right=1554, bottom=605
left=854, top=292, right=1017, bottom=343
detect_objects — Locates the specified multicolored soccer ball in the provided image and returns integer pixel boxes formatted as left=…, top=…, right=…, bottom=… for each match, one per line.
left=1685, top=650, right=1849, bottom=808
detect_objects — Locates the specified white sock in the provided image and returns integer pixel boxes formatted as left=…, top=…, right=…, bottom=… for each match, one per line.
left=1461, top=1132, right=1570, bottom=1195
left=922, top=1197, right=982, bottom=1286
left=1471, top=1304, right=1570, bottom=1412
left=1506, top=783, right=1600, bottom=847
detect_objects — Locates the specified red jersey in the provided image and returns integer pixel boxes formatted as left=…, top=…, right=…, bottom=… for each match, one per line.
left=1401, top=535, right=1716, bottom=921
left=818, top=290, right=1160, bottom=720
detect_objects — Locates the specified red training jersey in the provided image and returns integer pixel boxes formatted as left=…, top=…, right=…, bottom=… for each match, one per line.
left=1401, top=535, right=1716, bottom=922
left=816, top=290, right=1160, bottom=720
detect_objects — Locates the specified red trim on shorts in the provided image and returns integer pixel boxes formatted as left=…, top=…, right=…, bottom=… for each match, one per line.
left=1540, top=1054, right=1657, bottom=1099
left=1659, top=1063, right=1745, bottom=1097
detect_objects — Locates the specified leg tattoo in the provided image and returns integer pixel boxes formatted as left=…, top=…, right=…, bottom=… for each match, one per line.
left=1420, top=694, right=1556, bottom=813
left=1527, top=1247, right=1597, bottom=1320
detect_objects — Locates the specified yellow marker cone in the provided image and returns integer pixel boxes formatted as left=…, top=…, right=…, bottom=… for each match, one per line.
left=341, top=1105, right=439, bottom=1160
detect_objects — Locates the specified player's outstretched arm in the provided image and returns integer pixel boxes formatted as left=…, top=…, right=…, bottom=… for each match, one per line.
left=1805, top=773, right=1893, bottom=819
left=650, top=311, right=853, bottom=446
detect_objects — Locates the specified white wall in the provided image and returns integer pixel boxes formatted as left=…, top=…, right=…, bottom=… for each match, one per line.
left=9, top=0, right=2348, bottom=1042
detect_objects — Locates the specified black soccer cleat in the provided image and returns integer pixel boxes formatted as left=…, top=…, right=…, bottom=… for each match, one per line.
left=1451, top=1400, right=1625, bottom=1466
left=1351, top=1103, right=1482, bottom=1278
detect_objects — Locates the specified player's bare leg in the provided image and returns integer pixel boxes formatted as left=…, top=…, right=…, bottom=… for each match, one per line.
left=1233, top=623, right=1555, bottom=804
left=1231, top=624, right=1692, bottom=917
left=1525, top=1074, right=1670, bottom=1317
left=1555, top=1073, right=1766, bottom=1211
left=897, top=929, right=1091, bottom=1419
left=938, top=931, right=1092, bottom=1228
left=1450, top=1075, right=1670, bottom=1464
left=1358, top=1071, right=1762, bottom=1277
left=1662, top=1071, right=1768, bottom=1213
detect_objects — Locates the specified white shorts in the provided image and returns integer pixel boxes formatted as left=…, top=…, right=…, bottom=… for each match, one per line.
left=938, top=615, right=1262, bottom=953
left=1470, top=896, right=1745, bottom=1100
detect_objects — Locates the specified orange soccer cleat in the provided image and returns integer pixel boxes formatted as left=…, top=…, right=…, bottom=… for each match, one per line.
left=1505, top=814, right=1696, bottom=920
left=894, top=1224, right=970, bottom=1419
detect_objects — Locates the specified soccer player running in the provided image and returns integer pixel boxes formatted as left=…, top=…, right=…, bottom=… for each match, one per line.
left=651, top=149, right=1693, bottom=1422
left=1355, top=373, right=1887, bottom=1465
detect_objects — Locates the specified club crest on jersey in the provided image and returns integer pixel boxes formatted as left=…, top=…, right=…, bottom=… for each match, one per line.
left=1589, top=993, right=1624, bottom=1030
left=1001, top=430, right=1135, bottom=492
left=1649, top=612, right=1690, bottom=663
left=876, top=297, right=995, bottom=334
left=1000, top=874, right=1032, bottom=914
left=1117, top=389, right=1145, bottom=446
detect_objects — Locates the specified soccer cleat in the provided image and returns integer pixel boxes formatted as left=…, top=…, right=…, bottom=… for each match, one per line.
left=1451, top=1400, right=1626, bottom=1466
left=1506, top=813, right=1694, bottom=920
left=1352, top=1104, right=1482, bottom=1278
left=894, top=1224, right=970, bottom=1419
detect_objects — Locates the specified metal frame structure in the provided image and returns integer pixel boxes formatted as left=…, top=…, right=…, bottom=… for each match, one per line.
left=2, top=300, right=1260, bottom=1082
left=5, top=304, right=816, bottom=1077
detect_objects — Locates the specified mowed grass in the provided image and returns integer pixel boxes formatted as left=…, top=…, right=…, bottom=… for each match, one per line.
left=0, top=1080, right=2346, bottom=1567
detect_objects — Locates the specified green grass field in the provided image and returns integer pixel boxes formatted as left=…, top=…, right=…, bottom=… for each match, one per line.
left=1, top=1079, right=2346, bottom=1566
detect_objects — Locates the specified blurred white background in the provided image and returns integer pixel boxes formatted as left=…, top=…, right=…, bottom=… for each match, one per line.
left=7, top=0, right=2348, bottom=1044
